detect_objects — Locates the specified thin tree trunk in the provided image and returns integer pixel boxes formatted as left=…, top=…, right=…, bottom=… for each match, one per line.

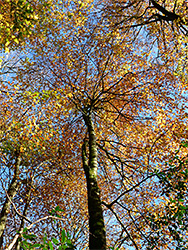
left=0, top=153, right=21, bottom=248
left=82, top=114, right=106, bottom=250
left=15, top=183, right=32, bottom=250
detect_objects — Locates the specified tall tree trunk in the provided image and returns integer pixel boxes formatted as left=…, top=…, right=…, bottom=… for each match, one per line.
left=82, top=114, right=106, bottom=250
left=0, top=153, right=21, bottom=248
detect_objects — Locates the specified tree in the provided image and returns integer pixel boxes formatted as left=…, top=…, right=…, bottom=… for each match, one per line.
left=102, top=0, right=188, bottom=40
left=146, top=142, right=188, bottom=249
left=102, top=0, right=188, bottom=79
left=0, top=66, right=80, bottom=248
left=0, top=0, right=187, bottom=249
left=0, top=0, right=52, bottom=51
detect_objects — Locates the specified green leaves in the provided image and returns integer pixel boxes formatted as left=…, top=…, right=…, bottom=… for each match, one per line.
left=48, top=241, right=53, bottom=250
left=147, top=144, right=188, bottom=249
left=181, top=141, right=188, bottom=148
left=0, top=0, right=53, bottom=51
left=22, top=233, right=36, bottom=241
left=19, top=208, right=74, bottom=250
left=20, top=228, right=74, bottom=250
left=61, top=229, right=66, bottom=243
left=48, top=206, right=64, bottom=219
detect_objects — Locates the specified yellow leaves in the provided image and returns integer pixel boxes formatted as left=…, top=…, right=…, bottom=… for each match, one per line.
left=56, top=102, right=62, bottom=109
left=67, top=92, right=73, bottom=98
left=5, top=45, right=10, bottom=53
left=14, top=38, right=19, bottom=44
left=1, top=1, right=186, bottom=248
left=0, top=0, right=54, bottom=50
left=20, top=145, right=26, bottom=153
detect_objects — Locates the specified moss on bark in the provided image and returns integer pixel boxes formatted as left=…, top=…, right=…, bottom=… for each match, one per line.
left=82, top=114, right=106, bottom=250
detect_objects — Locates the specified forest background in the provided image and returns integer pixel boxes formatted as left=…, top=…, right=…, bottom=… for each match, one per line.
left=0, top=0, right=188, bottom=249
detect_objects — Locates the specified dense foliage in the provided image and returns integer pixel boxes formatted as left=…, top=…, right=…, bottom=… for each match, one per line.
left=0, top=0, right=187, bottom=249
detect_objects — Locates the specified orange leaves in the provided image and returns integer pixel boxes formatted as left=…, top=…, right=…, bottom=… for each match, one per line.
left=0, top=0, right=187, bottom=249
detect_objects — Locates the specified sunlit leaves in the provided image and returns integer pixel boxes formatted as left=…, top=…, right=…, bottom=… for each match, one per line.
left=0, top=0, right=187, bottom=249
left=146, top=146, right=188, bottom=249
left=0, top=0, right=52, bottom=51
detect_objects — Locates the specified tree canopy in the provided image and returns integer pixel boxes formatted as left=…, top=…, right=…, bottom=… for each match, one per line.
left=0, top=0, right=187, bottom=249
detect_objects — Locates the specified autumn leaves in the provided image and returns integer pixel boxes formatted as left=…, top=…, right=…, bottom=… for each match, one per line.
left=0, top=0, right=188, bottom=249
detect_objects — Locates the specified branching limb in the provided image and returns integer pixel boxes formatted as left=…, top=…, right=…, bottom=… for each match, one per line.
left=6, top=216, right=66, bottom=250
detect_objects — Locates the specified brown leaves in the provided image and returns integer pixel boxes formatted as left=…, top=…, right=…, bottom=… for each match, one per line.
left=0, top=0, right=188, bottom=249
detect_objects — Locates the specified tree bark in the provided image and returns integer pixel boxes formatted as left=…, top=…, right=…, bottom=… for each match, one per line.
left=82, top=114, right=106, bottom=250
left=151, top=0, right=179, bottom=21
left=15, top=181, right=32, bottom=250
left=0, top=153, right=21, bottom=248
